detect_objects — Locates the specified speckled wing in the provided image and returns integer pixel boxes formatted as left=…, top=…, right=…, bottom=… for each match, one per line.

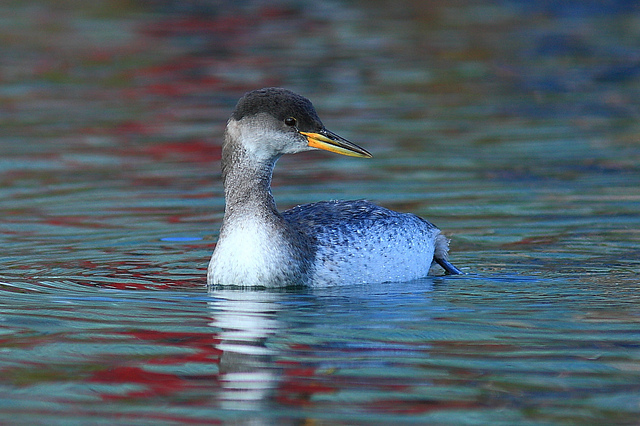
left=282, top=200, right=442, bottom=284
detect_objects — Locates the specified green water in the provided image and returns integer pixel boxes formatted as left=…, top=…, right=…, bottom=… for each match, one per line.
left=1, top=0, right=639, bottom=424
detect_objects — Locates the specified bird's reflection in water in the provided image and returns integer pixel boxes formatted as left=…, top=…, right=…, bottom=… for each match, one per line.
left=208, top=288, right=284, bottom=412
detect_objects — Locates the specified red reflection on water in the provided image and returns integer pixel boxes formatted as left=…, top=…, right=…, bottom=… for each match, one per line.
left=274, top=362, right=337, bottom=407
left=114, top=120, right=157, bottom=136
left=142, top=16, right=251, bottom=38
left=129, top=330, right=223, bottom=368
left=43, top=216, right=120, bottom=229
left=366, top=399, right=478, bottom=415
left=89, top=329, right=222, bottom=401
left=142, top=139, right=221, bottom=163
left=90, top=366, right=194, bottom=400
left=98, top=276, right=205, bottom=291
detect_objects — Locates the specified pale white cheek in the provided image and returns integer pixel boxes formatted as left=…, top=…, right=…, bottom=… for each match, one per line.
left=229, top=117, right=308, bottom=161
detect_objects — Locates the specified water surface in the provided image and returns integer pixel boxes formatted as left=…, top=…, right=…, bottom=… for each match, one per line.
left=1, top=0, right=639, bottom=424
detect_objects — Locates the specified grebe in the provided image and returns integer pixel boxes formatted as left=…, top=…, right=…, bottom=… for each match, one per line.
left=208, top=88, right=461, bottom=286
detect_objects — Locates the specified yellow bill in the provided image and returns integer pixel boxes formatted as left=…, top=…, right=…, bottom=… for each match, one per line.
left=300, top=130, right=372, bottom=158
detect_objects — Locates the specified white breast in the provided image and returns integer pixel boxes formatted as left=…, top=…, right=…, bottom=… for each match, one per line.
left=208, top=217, right=281, bottom=286
left=207, top=217, right=302, bottom=287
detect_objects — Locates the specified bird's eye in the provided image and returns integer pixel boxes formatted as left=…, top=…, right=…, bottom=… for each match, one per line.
left=284, top=117, right=297, bottom=127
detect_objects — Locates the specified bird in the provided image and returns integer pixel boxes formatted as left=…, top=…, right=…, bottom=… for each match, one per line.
left=208, top=87, right=462, bottom=287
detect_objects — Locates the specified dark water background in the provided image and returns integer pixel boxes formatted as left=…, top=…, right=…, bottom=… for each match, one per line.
left=1, top=0, right=639, bottom=424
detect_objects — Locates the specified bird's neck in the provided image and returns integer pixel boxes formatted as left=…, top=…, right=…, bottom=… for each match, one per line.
left=221, top=136, right=280, bottom=221
left=210, top=130, right=315, bottom=287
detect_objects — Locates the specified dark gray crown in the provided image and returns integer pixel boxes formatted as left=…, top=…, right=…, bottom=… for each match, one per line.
left=231, top=87, right=324, bottom=132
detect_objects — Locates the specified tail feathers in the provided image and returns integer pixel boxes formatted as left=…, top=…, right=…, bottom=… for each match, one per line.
left=434, top=233, right=463, bottom=275
left=435, top=257, right=463, bottom=275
